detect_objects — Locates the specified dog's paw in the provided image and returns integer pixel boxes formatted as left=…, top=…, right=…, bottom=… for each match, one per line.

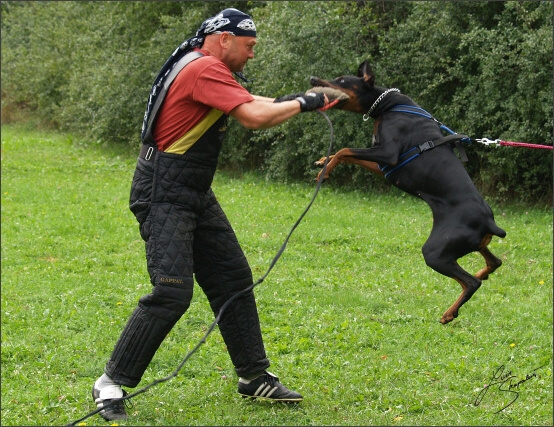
left=315, top=171, right=330, bottom=182
left=314, top=155, right=333, bottom=167
left=440, top=310, right=458, bottom=324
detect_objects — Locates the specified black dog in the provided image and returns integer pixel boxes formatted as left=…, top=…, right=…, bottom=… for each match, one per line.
left=311, top=60, right=506, bottom=324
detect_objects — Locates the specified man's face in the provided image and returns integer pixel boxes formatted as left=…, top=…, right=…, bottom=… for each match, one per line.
left=224, top=35, right=256, bottom=73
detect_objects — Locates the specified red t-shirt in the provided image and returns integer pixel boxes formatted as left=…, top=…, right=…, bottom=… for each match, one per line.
left=153, top=49, right=254, bottom=151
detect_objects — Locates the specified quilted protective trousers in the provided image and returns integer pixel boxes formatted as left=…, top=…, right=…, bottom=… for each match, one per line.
left=105, top=150, right=269, bottom=387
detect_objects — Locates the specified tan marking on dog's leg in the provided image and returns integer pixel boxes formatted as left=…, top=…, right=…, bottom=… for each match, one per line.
left=341, top=159, right=383, bottom=176
left=440, top=278, right=465, bottom=324
left=315, top=149, right=353, bottom=181
left=440, top=277, right=481, bottom=324
left=315, top=150, right=384, bottom=180
left=475, top=234, right=503, bottom=280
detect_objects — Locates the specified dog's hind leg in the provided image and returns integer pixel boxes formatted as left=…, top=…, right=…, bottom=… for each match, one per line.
left=475, top=234, right=503, bottom=280
left=441, top=272, right=482, bottom=324
left=425, top=257, right=482, bottom=324
left=439, top=236, right=503, bottom=323
left=422, top=241, right=483, bottom=324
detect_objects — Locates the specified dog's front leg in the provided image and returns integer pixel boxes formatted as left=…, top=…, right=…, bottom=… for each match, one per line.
left=342, top=157, right=384, bottom=176
left=314, top=155, right=338, bottom=181
left=314, top=150, right=348, bottom=181
left=315, top=149, right=384, bottom=181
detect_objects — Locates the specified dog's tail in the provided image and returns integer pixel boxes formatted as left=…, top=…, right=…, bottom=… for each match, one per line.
left=490, top=223, right=507, bottom=239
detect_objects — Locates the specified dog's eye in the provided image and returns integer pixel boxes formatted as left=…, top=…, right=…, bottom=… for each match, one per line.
left=340, top=79, right=345, bottom=84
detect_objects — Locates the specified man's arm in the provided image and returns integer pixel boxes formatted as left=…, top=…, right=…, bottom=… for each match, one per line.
left=230, top=93, right=328, bottom=129
left=251, top=95, right=276, bottom=103
left=230, top=99, right=301, bottom=129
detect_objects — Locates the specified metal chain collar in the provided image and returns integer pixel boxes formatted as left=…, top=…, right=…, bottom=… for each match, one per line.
left=363, top=88, right=401, bottom=121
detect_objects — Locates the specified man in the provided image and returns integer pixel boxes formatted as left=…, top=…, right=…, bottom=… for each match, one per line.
left=92, top=8, right=332, bottom=421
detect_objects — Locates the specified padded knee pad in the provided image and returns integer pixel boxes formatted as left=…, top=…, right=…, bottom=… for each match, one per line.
left=139, top=278, right=194, bottom=321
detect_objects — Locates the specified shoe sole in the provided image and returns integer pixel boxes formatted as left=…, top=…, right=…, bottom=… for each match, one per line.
left=239, top=393, right=303, bottom=403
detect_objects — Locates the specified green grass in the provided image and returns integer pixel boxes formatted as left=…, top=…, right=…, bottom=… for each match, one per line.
left=1, top=123, right=552, bottom=426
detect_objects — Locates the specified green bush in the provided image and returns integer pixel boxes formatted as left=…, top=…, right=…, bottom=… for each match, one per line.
left=375, top=1, right=553, bottom=203
left=223, top=1, right=389, bottom=192
left=1, top=1, right=552, bottom=204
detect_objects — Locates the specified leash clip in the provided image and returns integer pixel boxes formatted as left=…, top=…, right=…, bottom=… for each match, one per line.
left=476, top=138, right=500, bottom=146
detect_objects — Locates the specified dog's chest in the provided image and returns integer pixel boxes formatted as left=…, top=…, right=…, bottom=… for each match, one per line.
left=371, top=117, right=382, bottom=146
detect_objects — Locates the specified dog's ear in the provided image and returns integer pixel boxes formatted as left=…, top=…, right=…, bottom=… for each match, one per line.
left=357, top=60, right=375, bottom=87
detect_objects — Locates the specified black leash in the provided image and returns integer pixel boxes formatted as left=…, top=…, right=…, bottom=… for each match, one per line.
left=67, top=110, right=334, bottom=426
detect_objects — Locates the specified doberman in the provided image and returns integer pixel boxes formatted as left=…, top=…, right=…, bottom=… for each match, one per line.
left=311, top=60, right=506, bottom=324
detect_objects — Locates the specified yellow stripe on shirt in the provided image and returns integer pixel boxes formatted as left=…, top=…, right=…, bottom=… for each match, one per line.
left=164, top=108, right=224, bottom=154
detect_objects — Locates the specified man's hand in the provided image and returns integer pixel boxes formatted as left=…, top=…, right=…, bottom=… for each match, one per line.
left=273, top=91, right=338, bottom=112
left=295, top=92, right=326, bottom=112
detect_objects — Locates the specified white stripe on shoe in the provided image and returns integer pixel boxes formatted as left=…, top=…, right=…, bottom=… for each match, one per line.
left=254, top=384, right=278, bottom=397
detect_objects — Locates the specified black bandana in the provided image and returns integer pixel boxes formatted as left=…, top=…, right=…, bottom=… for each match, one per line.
left=141, top=8, right=256, bottom=142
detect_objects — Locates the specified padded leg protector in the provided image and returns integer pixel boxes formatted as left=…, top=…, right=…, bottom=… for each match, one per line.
left=105, top=277, right=193, bottom=388
left=215, top=290, right=270, bottom=378
left=104, top=306, right=176, bottom=388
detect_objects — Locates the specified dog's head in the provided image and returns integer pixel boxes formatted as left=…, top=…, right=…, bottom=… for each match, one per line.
left=310, top=60, right=376, bottom=114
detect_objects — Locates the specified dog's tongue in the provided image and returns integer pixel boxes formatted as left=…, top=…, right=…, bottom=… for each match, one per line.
left=306, top=86, right=350, bottom=101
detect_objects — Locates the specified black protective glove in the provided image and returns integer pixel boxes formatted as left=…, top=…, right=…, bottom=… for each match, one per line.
left=273, top=92, right=305, bottom=103
left=295, top=92, right=325, bottom=112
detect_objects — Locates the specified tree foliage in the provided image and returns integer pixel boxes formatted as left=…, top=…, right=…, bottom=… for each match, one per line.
left=1, top=1, right=552, bottom=204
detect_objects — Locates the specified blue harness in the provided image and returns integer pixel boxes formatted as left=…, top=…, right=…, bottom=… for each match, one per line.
left=379, top=104, right=470, bottom=178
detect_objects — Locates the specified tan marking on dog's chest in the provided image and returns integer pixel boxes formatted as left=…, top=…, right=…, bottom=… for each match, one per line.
left=372, top=116, right=382, bottom=146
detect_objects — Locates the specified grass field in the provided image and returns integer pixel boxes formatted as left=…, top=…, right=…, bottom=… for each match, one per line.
left=1, top=123, right=552, bottom=426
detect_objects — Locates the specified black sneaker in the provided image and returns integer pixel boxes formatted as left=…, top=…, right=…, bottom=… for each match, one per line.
left=92, top=383, right=129, bottom=421
left=238, top=371, right=303, bottom=402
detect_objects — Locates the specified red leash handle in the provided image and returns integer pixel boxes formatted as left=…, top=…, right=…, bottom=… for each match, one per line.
left=498, top=140, right=553, bottom=150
